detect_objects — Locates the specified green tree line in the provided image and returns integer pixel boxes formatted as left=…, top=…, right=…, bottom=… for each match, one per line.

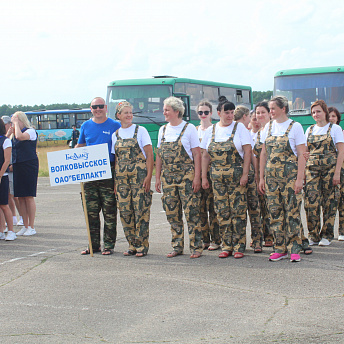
left=252, top=91, right=273, bottom=104
left=0, top=90, right=273, bottom=117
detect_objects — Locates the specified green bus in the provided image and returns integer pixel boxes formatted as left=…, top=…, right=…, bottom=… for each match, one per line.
left=274, top=66, right=344, bottom=129
left=106, top=76, right=253, bottom=147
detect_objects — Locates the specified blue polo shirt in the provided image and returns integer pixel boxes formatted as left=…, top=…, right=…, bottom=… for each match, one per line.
left=78, top=118, right=121, bottom=162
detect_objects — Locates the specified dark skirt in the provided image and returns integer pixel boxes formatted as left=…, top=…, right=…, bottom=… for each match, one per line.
left=13, top=158, right=39, bottom=197
left=0, top=175, right=9, bottom=205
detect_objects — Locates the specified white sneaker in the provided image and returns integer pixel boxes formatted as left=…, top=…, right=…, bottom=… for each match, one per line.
left=17, top=219, right=24, bottom=226
left=23, top=227, right=36, bottom=236
left=4, top=226, right=8, bottom=233
left=0, top=232, right=5, bottom=240
left=319, top=238, right=331, bottom=246
left=13, top=217, right=18, bottom=225
left=5, top=231, right=17, bottom=241
left=308, top=239, right=318, bottom=246
left=338, top=235, right=344, bottom=241
left=16, top=227, right=28, bottom=236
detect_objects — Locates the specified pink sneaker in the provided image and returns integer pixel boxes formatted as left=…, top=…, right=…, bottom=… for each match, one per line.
left=290, top=254, right=301, bottom=262
left=269, top=252, right=288, bottom=261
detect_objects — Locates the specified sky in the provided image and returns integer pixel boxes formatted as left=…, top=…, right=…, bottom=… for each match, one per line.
left=1, top=0, right=343, bottom=106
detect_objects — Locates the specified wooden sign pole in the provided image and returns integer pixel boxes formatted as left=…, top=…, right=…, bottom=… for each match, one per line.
left=80, top=182, right=93, bottom=257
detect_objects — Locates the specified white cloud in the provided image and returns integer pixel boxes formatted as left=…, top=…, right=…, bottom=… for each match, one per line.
left=0, top=0, right=343, bottom=104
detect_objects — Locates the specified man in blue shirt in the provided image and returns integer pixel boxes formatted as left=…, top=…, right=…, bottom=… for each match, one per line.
left=77, top=97, right=121, bottom=255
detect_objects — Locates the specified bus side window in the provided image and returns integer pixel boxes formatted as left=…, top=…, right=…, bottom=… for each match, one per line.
left=236, top=90, right=243, bottom=104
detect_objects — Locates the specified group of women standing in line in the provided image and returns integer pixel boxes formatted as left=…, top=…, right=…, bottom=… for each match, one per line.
left=111, top=95, right=344, bottom=263
left=0, top=112, right=38, bottom=241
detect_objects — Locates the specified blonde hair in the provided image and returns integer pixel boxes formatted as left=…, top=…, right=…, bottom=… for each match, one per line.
left=163, top=97, right=185, bottom=118
left=234, top=106, right=250, bottom=121
left=13, top=111, right=32, bottom=128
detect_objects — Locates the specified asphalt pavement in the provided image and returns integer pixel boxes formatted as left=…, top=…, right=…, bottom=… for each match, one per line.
left=0, top=177, right=343, bottom=344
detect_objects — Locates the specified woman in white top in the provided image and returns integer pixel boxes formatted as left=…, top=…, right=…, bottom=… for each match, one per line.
left=259, top=96, right=306, bottom=263
left=253, top=102, right=274, bottom=247
left=196, top=100, right=221, bottom=251
left=155, top=96, right=203, bottom=259
left=112, top=101, right=153, bottom=257
left=328, top=106, right=344, bottom=242
left=304, top=100, right=344, bottom=247
left=234, top=106, right=263, bottom=253
left=201, top=97, right=252, bottom=259
left=250, top=110, right=261, bottom=144
left=0, top=119, right=16, bottom=241
left=10, top=111, right=38, bottom=237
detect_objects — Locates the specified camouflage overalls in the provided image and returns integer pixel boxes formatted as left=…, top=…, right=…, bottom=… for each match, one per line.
left=84, top=167, right=117, bottom=251
left=197, top=126, right=221, bottom=246
left=159, top=123, right=203, bottom=254
left=253, top=129, right=273, bottom=243
left=264, top=120, right=303, bottom=254
left=338, top=165, right=344, bottom=237
left=304, top=123, right=339, bottom=242
left=114, top=125, right=152, bottom=254
left=208, top=123, right=247, bottom=253
left=247, top=160, right=264, bottom=248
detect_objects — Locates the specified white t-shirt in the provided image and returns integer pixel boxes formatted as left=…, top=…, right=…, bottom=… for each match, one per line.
left=260, top=119, right=306, bottom=156
left=250, top=131, right=258, bottom=144
left=25, top=128, right=37, bottom=141
left=111, top=124, right=152, bottom=158
left=157, top=121, right=200, bottom=160
left=305, top=123, right=344, bottom=146
left=197, top=125, right=212, bottom=141
left=2, top=138, right=11, bottom=176
left=200, top=121, right=252, bottom=159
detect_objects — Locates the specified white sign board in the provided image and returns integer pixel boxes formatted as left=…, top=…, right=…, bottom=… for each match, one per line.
left=47, top=143, right=112, bottom=186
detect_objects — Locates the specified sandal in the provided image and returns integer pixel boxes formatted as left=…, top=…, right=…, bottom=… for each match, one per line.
left=190, top=252, right=201, bottom=259
left=208, top=243, right=220, bottom=251
left=102, top=248, right=113, bottom=255
left=219, top=251, right=232, bottom=258
left=264, top=239, right=274, bottom=247
left=123, top=250, right=136, bottom=256
left=303, top=247, right=313, bottom=255
left=136, top=252, right=147, bottom=257
left=254, top=246, right=262, bottom=253
left=81, top=247, right=101, bottom=255
left=167, top=251, right=182, bottom=258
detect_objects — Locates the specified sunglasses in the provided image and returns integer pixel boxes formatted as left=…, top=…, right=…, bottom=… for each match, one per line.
left=91, top=104, right=105, bottom=109
left=198, top=111, right=210, bottom=116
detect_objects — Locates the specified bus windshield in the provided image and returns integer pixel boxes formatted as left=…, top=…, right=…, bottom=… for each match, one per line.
left=274, top=73, right=344, bottom=114
left=107, top=85, right=172, bottom=124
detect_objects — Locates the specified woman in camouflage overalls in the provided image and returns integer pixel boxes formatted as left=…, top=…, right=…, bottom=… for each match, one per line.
left=328, top=107, right=344, bottom=242
left=196, top=100, right=221, bottom=251
left=201, top=97, right=252, bottom=259
left=304, top=100, right=344, bottom=247
left=253, top=101, right=274, bottom=248
left=155, top=97, right=203, bottom=259
left=112, top=102, right=154, bottom=257
left=234, top=106, right=263, bottom=253
left=259, top=96, right=306, bottom=263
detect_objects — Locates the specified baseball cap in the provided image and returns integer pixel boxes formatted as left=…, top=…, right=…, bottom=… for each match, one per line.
left=1, top=116, right=11, bottom=124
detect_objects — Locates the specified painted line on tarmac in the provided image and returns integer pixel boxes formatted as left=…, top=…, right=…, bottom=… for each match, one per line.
left=38, top=191, right=79, bottom=195
left=0, top=249, right=57, bottom=265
